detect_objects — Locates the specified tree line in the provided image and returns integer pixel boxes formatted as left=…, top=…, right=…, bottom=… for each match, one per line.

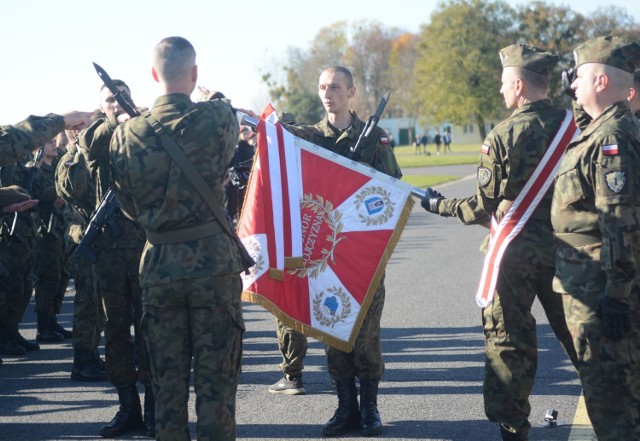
left=262, top=0, right=640, bottom=140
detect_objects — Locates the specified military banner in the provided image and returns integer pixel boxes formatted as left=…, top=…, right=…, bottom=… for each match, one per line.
left=238, top=106, right=414, bottom=351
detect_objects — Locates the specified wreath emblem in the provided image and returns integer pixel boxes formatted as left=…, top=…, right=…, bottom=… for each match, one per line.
left=312, top=287, right=351, bottom=327
left=354, top=186, right=394, bottom=226
left=288, top=194, right=345, bottom=279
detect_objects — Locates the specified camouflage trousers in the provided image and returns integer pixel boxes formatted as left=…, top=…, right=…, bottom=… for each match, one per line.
left=275, top=319, right=308, bottom=378
left=483, top=261, right=578, bottom=434
left=33, top=233, right=68, bottom=316
left=562, top=286, right=640, bottom=440
left=325, top=277, right=385, bottom=381
left=68, top=252, right=103, bottom=351
left=94, top=246, right=150, bottom=389
left=0, top=237, right=34, bottom=327
left=142, top=274, right=244, bottom=441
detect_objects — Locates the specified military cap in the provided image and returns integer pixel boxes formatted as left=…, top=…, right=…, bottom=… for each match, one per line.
left=499, top=43, right=558, bottom=75
left=573, top=36, right=640, bottom=73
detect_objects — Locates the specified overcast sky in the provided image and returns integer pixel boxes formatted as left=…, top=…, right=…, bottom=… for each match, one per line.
left=1, top=0, right=638, bottom=123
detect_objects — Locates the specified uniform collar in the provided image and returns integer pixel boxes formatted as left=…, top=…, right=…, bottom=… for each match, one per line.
left=151, top=93, right=192, bottom=109
left=511, top=98, right=552, bottom=116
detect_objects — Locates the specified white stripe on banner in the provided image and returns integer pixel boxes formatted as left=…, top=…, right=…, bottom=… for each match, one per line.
left=280, top=127, right=303, bottom=256
left=265, top=121, right=285, bottom=270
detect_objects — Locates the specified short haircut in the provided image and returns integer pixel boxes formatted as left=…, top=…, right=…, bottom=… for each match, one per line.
left=323, top=65, right=354, bottom=88
left=100, top=79, right=130, bottom=95
left=153, top=36, right=196, bottom=82
left=515, top=67, right=549, bottom=91
left=603, top=64, right=633, bottom=90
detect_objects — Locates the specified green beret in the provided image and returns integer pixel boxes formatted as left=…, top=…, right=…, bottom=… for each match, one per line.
left=573, top=36, right=640, bottom=73
left=499, top=43, right=558, bottom=75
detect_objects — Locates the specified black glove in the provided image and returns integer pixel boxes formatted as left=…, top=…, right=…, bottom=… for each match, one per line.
left=596, top=293, right=631, bottom=341
left=421, top=187, right=444, bottom=214
left=561, top=67, right=576, bottom=100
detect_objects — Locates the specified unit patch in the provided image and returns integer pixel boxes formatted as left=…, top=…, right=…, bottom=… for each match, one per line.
left=477, top=167, right=492, bottom=187
left=602, top=144, right=619, bottom=156
left=604, top=170, right=626, bottom=193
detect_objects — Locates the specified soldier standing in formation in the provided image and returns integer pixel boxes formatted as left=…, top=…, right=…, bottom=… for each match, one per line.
left=55, top=130, right=107, bottom=382
left=110, top=36, right=246, bottom=441
left=77, top=80, right=152, bottom=438
left=420, top=44, right=579, bottom=441
left=551, top=36, right=640, bottom=441
left=280, top=65, right=401, bottom=437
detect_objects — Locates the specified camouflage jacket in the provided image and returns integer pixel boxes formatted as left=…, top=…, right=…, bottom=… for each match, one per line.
left=439, top=99, right=568, bottom=267
left=0, top=114, right=65, bottom=167
left=34, top=156, right=67, bottom=239
left=55, top=143, right=96, bottom=244
left=0, top=160, right=43, bottom=239
left=110, top=92, right=244, bottom=287
left=77, top=116, right=145, bottom=249
left=551, top=100, right=640, bottom=300
left=284, top=111, right=402, bottom=178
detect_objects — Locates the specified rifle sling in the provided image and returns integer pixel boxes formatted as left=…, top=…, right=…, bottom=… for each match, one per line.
left=145, top=115, right=238, bottom=245
left=146, top=220, right=222, bottom=245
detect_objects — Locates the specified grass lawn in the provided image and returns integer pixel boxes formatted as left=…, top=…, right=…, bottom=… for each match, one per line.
left=393, top=144, right=479, bottom=168
left=401, top=174, right=462, bottom=189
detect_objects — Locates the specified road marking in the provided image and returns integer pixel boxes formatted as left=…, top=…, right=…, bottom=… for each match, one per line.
left=568, top=393, right=597, bottom=440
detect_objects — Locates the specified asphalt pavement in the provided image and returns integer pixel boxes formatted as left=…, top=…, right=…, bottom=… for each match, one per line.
left=0, top=164, right=593, bottom=441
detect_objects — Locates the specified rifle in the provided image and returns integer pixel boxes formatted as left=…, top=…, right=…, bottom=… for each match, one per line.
left=74, top=188, right=122, bottom=262
left=348, top=91, right=390, bottom=161
left=9, top=146, right=43, bottom=235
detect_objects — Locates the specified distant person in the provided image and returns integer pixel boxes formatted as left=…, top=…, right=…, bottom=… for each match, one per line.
left=420, top=133, right=429, bottom=155
left=443, top=131, right=452, bottom=153
left=434, top=130, right=442, bottom=155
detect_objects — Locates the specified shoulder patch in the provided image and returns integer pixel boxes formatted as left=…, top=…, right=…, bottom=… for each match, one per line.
left=477, top=167, right=492, bottom=187
left=604, top=170, right=626, bottom=193
left=602, top=144, right=619, bottom=155
left=481, top=144, right=490, bottom=155
left=379, top=136, right=389, bottom=145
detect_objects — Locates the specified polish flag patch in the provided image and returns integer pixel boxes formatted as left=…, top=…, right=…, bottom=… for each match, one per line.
left=481, top=144, right=490, bottom=155
left=603, top=144, right=619, bottom=155
left=380, top=136, right=389, bottom=145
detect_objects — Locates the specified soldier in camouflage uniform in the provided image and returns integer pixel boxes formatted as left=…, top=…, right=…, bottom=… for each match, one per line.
left=33, top=136, right=72, bottom=343
left=421, top=44, right=579, bottom=441
left=278, top=65, right=401, bottom=437
left=55, top=134, right=107, bottom=382
left=77, top=81, right=152, bottom=438
left=551, top=36, right=640, bottom=441
left=110, top=36, right=245, bottom=441
left=0, top=112, right=91, bottom=167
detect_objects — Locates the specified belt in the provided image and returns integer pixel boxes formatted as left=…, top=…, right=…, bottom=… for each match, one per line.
left=145, top=220, right=223, bottom=245
left=554, top=232, right=601, bottom=248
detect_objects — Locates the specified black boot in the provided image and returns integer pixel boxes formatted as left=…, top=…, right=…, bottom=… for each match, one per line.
left=71, top=349, right=107, bottom=382
left=144, top=387, right=156, bottom=438
left=359, top=379, right=382, bottom=436
left=322, top=378, right=360, bottom=437
left=0, top=324, right=26, bottom=356
left=36, top=313, right=64, bottom=343
left=13, top=325, right=40, bottom=351
left=500, top=423, right=529, bottom=441
left=99, top=384, right=144, bottom=438
left=90, top=348, right=106, bottom=372
left=50, top=315, right=72, bottom=339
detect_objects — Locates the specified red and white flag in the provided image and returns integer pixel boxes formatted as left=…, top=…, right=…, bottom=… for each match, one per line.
left=237, top=105, right=414, bottom=351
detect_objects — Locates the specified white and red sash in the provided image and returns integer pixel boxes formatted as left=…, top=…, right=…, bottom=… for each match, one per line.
left=475, top=110, right=578, bottom=307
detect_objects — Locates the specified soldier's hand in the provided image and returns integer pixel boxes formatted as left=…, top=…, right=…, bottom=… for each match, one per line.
left=0, top=185, right=30, bottom=208
left=421, top=187, right=444, bottom=214
left=561, top=67, right=576, bottom=100
left=596, top=293, right=631, bottom=341
left=62, top=111, right=93, bottom=130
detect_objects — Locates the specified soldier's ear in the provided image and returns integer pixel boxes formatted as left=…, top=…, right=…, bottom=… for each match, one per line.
left=192, top=65, right=198, bottom=83
left=151, top=66, right=160, bottom=83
